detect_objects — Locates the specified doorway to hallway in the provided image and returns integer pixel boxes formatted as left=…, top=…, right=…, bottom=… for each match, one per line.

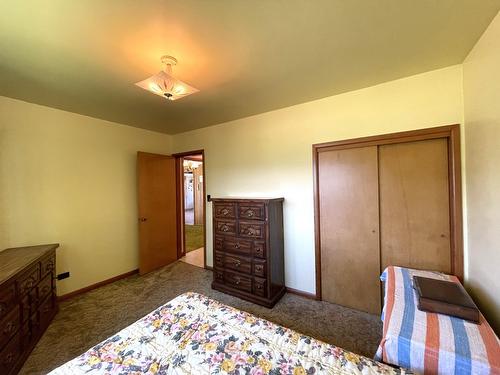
left=175, top=151, right=206, bottom=268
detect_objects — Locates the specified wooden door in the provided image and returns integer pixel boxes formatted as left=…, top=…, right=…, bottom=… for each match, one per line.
left=379, top=138, right=451, bottom=273
left=137, top=152, right=178, bottom=275
left=193, top=165, right=204, bottom=225
left=318, top=146, right=381, bottom=314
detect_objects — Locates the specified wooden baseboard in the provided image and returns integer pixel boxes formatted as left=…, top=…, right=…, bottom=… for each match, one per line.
left=57, top=269, right=139, bottom=302
left=205, top=265, right=213, bottom=271
left=285, top=287, right=317, bottom=300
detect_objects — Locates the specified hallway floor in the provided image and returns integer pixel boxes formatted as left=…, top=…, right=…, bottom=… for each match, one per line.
left=179, top=247, right=204, bottom=268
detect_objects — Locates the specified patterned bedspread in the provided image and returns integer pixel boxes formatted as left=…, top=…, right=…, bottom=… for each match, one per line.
left=376, top=267, right=500, bottom=375
left=50, top=292, right=407, bottom=374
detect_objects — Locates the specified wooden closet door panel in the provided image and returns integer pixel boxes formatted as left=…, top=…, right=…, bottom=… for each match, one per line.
left=319, top=146, right=381, bottom=314
left=379, top=138, right=451, bottom=273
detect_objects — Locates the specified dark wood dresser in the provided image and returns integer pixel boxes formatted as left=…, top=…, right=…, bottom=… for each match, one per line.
left=211, top=198, right=285, bottom=307
left=0, top=244, right=59, bottom=375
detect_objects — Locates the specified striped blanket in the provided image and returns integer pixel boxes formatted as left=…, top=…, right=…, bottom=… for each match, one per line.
left=375, top=266, right=500, bottom=375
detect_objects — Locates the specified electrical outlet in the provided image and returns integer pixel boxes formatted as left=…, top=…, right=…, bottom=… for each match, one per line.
left=57, top=272, right=70, bottom=280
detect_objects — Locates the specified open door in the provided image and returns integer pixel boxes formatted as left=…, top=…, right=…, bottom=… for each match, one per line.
left=137, top=152, right=178, bottom=275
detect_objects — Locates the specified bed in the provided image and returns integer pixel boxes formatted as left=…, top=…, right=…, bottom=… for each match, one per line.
left=376, top=266, right=500, bottom=375
left=49, top=292, right=407, bottom=374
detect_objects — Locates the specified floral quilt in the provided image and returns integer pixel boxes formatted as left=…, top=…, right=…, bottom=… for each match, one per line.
left=49, top=292, right=408, bottom=374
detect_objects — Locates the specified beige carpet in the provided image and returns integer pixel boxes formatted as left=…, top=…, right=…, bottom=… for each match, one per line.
left=20, top=261, right=382, bottom=374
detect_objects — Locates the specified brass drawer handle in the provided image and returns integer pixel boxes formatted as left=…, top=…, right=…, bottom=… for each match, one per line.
left=221, top=208, right=229, bottom=216
left=234, top=277, right=240, bottom=285
left=3, top=321, right=15, bottom=335
left=256, top=284, right=262, bottom=289
left=4, top=353, right=15, bottom=365
left=234, top=260, right=241, bottom=267
left=245, top=210, right=255, bottom=217
left=234, top=243, right=240, bottom=249
left=25, top=279, right=34, bottom=289
left=246, top=228, right=256, bottom=235
left=221, top=225, right=229, bottom=232
left=255, top=265, right=262, bottom=271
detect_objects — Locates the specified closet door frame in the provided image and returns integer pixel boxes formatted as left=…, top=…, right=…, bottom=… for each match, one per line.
left=312, top=124, right=463, bottom=300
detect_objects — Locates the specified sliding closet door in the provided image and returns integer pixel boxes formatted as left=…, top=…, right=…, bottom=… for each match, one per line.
left=379, top=138, right=451, bottom=273
left=318, top=146, right=381, bottom=314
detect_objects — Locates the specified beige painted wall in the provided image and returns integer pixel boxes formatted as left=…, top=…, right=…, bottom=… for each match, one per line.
left=0, top=96, right=172, bottom=295
left=463, top=12, right=500, bottom=332
left=172, top=65, right=465, bottom=294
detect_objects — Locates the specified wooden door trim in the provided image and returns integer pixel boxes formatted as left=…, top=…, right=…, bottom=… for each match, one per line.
left=174, top=150, right=207, bottom=270
left=312, top=124, right=463, bottom=300
left=173, top=149, right=205, bottom=158
left=175, top=157, right=185, bottom=260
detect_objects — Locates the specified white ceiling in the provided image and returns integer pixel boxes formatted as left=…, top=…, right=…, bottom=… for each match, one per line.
left=1, top=1, right=499, bottom=134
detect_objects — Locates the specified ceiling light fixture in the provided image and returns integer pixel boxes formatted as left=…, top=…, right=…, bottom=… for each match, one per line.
left=135, top=55, right=199, bottom=101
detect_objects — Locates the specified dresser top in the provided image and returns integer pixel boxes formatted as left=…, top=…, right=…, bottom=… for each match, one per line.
left=211, top=197, right=284, bottom=202
left=0, top=244, right=59, bottom=285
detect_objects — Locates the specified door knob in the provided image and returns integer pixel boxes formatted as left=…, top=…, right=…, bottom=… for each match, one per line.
left=139, top=217, right=147, bottom=222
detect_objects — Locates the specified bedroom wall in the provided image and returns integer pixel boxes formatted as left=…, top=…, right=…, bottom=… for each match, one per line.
left=172, top=65, right=465, bottom=295
left=463, top=11, right=500, bottom=332
left=0, top=96, right=172, bottom=295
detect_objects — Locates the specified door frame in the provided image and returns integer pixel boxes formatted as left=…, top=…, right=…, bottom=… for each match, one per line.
left=173, top=149, right=207, bottom=269
left=312, top=124, right=463, bottom=300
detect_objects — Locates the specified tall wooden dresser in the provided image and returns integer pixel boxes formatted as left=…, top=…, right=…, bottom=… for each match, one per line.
left=211, top=198, right=285, bottom=307
left=0, top=244, right=59, bottom=375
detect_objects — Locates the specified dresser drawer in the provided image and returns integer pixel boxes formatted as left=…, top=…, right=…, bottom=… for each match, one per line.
left=29, top=287, right=39, bottom=309
left=214, top=251, right=224, bottom=268
left=39, top=294, right=56, bottom=330
left=253, top=277, right=267, bottom=297
left=253, top=260, right=267, bottom=278
left=0, top=283, right=16, bottom=321
left=38, top=273, right=53, bottom=303
left=0, top=331, right=22, bottom=375
left=0, top=305, right=20, bottom=349
left=41, top=254, right=55, bottom=278
left=224, top=271, right=252, bottom=293
left=214, top=220, right=237, bottom=236
left=29, top=312, right=40, bottom=342
left=214, top=236, right=224, bottom=251
left=238, top=221, right=265, bottom=239
left=20, top=322, right=31, bottom=351
left=17, top=263, right=40, bottom=297
left=238, top=203, right=265, bottom=220
left=29, top=298, right=54, bottom=340
left=224, top=254, right=252, bottom=275
left=253, top=241, right=266, bottom=259
left=21, top=295, right=30, bottom=323
left=214, top=203, right=236, bottom=219
left=213, top=270, right=224, bottom=283
left=223, top=237, right=252, bottom=255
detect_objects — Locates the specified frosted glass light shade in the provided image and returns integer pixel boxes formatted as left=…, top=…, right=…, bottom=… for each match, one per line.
left=135, top=71, right=199, bottom=101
